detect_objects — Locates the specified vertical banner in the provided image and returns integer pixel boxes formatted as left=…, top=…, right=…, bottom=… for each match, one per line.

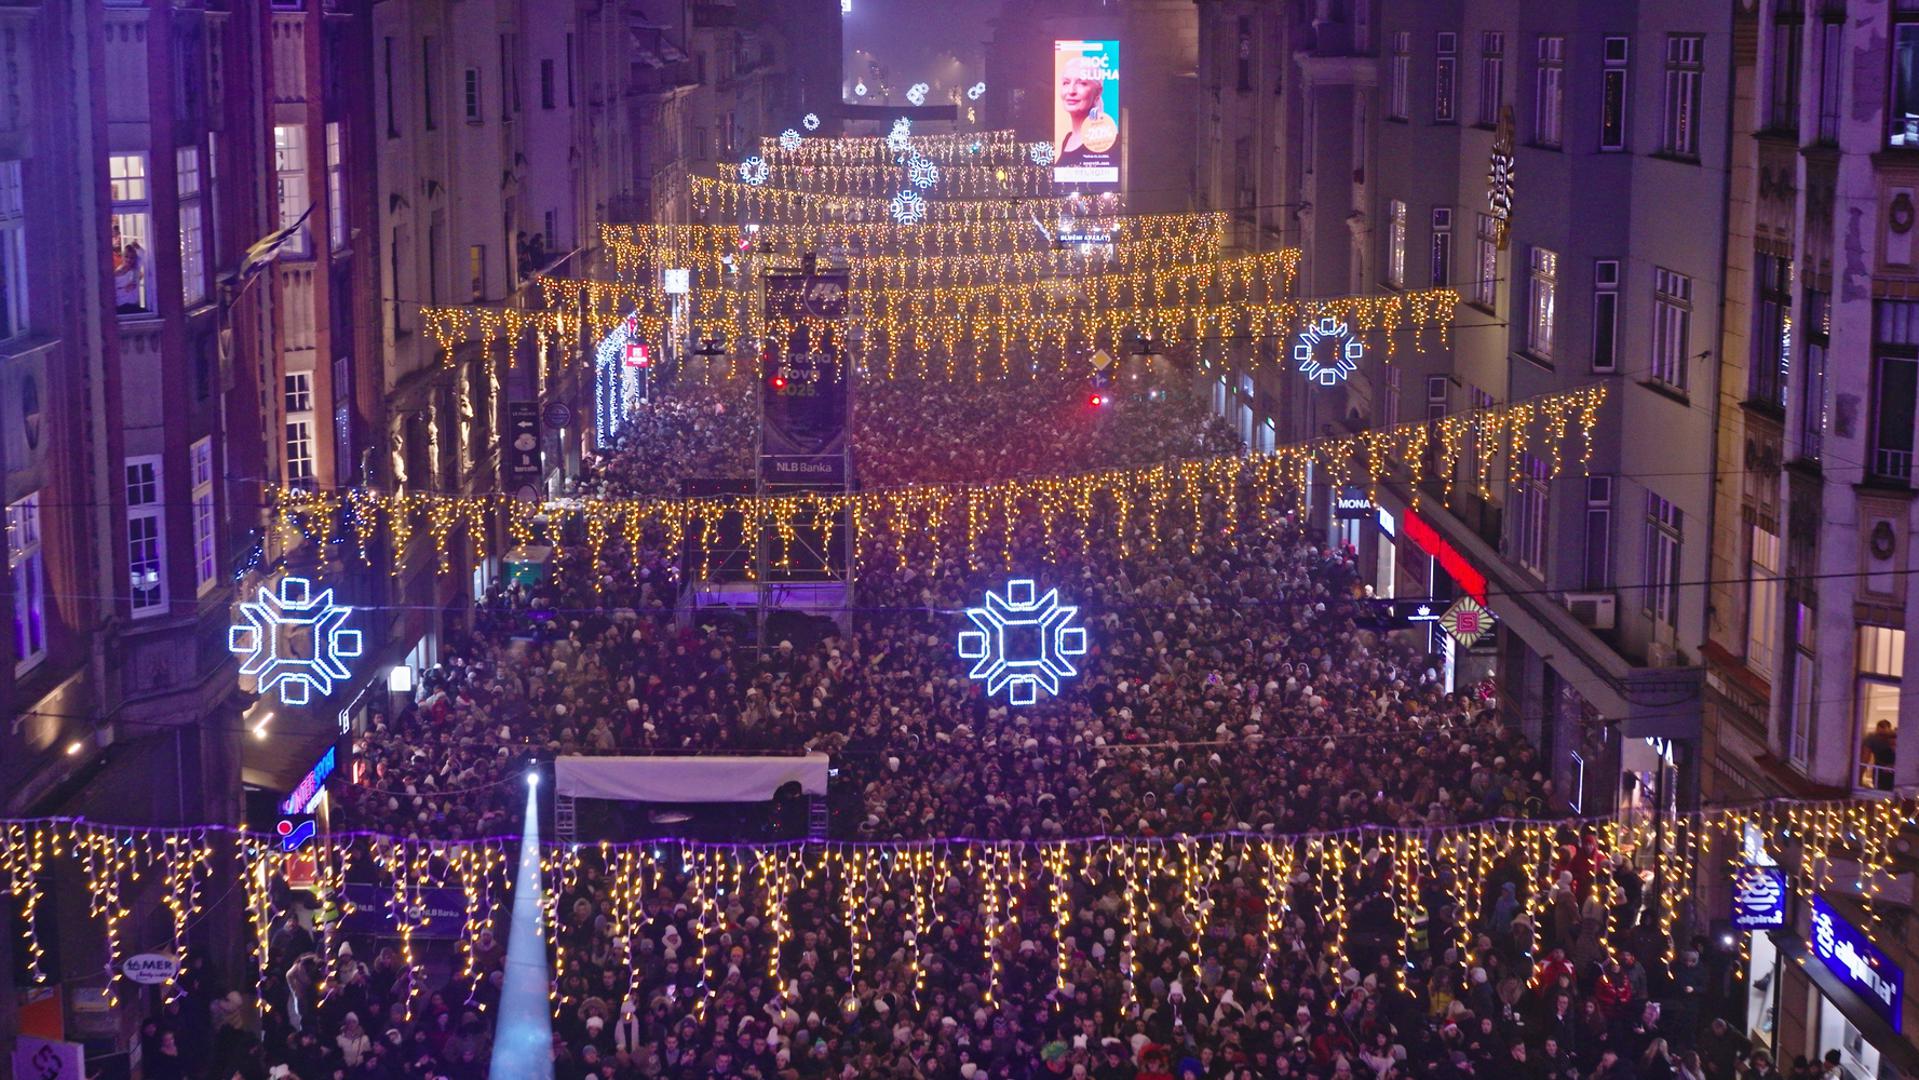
left=1053, top=39, right=1121, bottom=186
left=760, top=272, right=850, bottom=486
left=505, top=402, right=542, bottom=497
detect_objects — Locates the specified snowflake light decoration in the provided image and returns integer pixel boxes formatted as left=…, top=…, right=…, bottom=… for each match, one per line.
left=739, top=156, right=768, bottom=185
left=779, top=129, right=802, bottom=152
left=958, top=579, right=1088, bottom=706
left=855, top=80, right=868, bottom=97
left=1292, top=316, right=1364, bottom=386
left=1029, top=141, right=1056, bottom=166
left=907, top=82, right=929, bottom=106
left=890, top=189, right=926, bottom=224
left=229, top=576, right=363, bottom=706
left=887, top=117, right=913, bottom=155
left=967, top=81, right=986, bottom=101
left=907, top=155, right=940, bottom=190
left=803, top=112, right=821, bottom=131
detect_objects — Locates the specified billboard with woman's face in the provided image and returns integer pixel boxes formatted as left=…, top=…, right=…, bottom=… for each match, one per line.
left=1053, top=40, right=1120, bottom=186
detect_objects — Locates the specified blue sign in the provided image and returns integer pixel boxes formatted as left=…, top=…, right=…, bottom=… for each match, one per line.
left=1810, top=894, right=1904, bottom=1032
left=1731, top=865, right=1787, bottom=931
left=339, top=883, right=472, bottom=940
left=282, top=746, right=337, bottom=815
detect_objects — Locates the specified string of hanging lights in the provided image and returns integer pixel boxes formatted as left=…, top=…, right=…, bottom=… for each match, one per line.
left=0, top=789, right=1904, bottom=1004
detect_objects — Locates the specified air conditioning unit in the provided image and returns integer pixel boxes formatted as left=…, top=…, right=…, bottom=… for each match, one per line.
left=1563, top=591, right=1617, bottom=630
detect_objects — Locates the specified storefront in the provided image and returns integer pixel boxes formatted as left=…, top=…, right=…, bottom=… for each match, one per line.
left=1777, top=892, right=1919, bottom=1078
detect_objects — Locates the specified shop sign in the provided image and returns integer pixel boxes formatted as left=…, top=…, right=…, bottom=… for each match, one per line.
left=121, top=953, right=180, bottom=985
left=1731, top=865, right=1787, bottom=931
left=283, top=746, right=337, bottom=815
left=1401, top=508, right=1488, bottom=604
left=1811, top=894, right=1904, bottom=1031
left=1333, top=485, right=1372, bottom=520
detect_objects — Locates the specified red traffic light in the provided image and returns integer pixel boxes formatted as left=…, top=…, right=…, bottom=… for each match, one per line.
left=1089, top=393, right=1107, bottom=407
left=771, top=375, right=788, bottom=391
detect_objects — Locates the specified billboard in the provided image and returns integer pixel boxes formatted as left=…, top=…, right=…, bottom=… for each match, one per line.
left=1053, top=40, right=1120, bottom=186
left=760, top=272, right=850, bottom=483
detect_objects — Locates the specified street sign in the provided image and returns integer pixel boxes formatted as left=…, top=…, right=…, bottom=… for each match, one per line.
left=1089, top=349, right=1114, bottom=371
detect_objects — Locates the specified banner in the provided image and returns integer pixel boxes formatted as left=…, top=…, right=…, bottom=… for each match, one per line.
left=1053, top=40, right=1120, bottom=186
left=506, top=402, right=541, bottom=490
left=761, top=272, right=850, bottom=482
left=554, top=754, right=831, bottom=803
left=339, top=884, right=472, bottom=940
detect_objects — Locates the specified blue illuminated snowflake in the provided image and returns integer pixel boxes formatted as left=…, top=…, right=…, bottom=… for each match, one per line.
left=957, top=579, right=1088, bottom=706
left=907, top=82, right=929, bottom=106
left=907, top=155, right=940, bottom=190
left=1029, top=141, right=1056, bottom=167
left=887, top=118, right=913, bottom=155
left=890, top=189, right=926, bottom=224
left=1293, top=316, right=1365, bottom=386
left=739, top=156, right=769, bottom=185
left=855, top=80, right=868, bottom=97
left=967, top=81, right=986, bottom=101
left=229, top=576, right=362, bottom=706
left=803, top=113, right=821, bottom=131
left=779, top=129, right=802, bottom=152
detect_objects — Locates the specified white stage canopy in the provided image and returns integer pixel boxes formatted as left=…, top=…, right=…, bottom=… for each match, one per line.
left=553, top=754, right=829, bottom=803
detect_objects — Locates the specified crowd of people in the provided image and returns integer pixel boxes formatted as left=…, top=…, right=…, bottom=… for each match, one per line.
left=164, top=374, right=1771, bottom=1079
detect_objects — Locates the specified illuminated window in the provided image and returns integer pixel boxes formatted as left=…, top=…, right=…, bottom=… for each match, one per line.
left=1386, top=200, right=1407, bottom=288
left=0, top=161, right=25, bottom=340
left=178, top=146, right=206, bottom=306
left=109, top=153, right=151, bottom=313
left=7, top=493, right=44, bottom=671
left=1528, top=247, right=1557, bottom=357
left=1663, top=35, right=1704, bottom=158
left=1535, top=36, right=1564, bottom=147
left=286, top=420, right=315, bottom=488
left=1747, top=523, right=1781, bottom=679
left=1430, top=207, right=1452, bottom=287
left=1651, top=268, right=1693, bottom=391
left=1434, top=33, right=1457, bottom=123
left=1855, top=626, right=1903, bottom=790
left=273, top=125, right=309, bottom=256
left=1601, top=37, right=1630, bottom=151
left=1473, top=213, right=1498, bottom=308
left=126, top=457, right=167, bottom=617
left=326, top=123, right=345, bottom=251
left=192, top=437, right=217, bottom=593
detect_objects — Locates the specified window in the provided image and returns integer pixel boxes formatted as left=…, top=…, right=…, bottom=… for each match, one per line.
left=1478, top=32, right=1506, bottom=126
left=1383, top=365, right=1401, bottom=430
left=7, top=493, right=44, bottom=671
left=423, top=37, right=439, bottom=129
left=1431, top=207, right=1453, bottom=287
left=1893, top=3, right=1919, bottom=146
left=273, top=124, right=309, bottom=256
left=469, top=244, right=486, bottom=301
left=1651, top=268, right=1693, bottom=391
left=1601, top=37, right=1630, bottom=151
left=1535, top=36, right=1564, bottom=147
left=384, top=36, right=399, bottom=137
left=566, top=33, right=575, bottom=106
left=1643, top=490, right=1682, bottom=626
left=109, top=152, right=151, bottom=314
left=1592, top=259, right=1620, bottom=372
left=541, top=59, right=556, bottom=109
left=326, top=122, right=345, bottom=251
left=1236, top=16, right=1253, bottom=92
left=125, top=457, right=167, bottom=617
left=1747, top=523, right=1781, bottom=679
left=1386, top=200, right=1407, bottom=288
left=0, top=161, right=26, bottom=340
left=1509, top=453, right=1550, bottom=576
left=285, top=420, right=315, bottom=488
left=285, top=371, right=314, bottom=415
left=1751, top=253, right=1791, bottom=408
left=1855, top=626, right=1903, bottom=790
left=1789, top=604, right=1816, bottom=766
left=191, top=437, right=216, bottom=593
left=1473, top=212, right=1499, bottom=308
left=1770, top=0, right=1804, bottom=131
left=1426, top=375, right=1449, bottom=424
left=1528, top=247, right=1558, bottom=357
left=464, top=68, right=482, bottom=122
left=1388, top=32, right=1410, bottom=120
left=1801, top=288, right=1830, bottom=459
left=1870, top=354, right=1916, bottom=483
left=1435, top=32, right=1458, bottom=123
left=1663, top=35, right=1704, bottom=158
left=1817, top=15, right=1841, bottom=143
left=176, top=146, right=206, bottom=306
left=1583, top=476, right=1613, bottom=590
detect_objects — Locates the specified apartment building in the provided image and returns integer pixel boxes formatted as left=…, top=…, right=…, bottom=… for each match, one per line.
left=1702, top=0, right=1919, bottom=1067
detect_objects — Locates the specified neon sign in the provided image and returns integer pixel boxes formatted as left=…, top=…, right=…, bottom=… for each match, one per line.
left=958, top=580, right=1088, bottom=705
left=1401, top=508, right=1488, bottom=605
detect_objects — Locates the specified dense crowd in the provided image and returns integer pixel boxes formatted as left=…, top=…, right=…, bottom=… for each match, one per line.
left=156, top=375, right=1765, bottom=1079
